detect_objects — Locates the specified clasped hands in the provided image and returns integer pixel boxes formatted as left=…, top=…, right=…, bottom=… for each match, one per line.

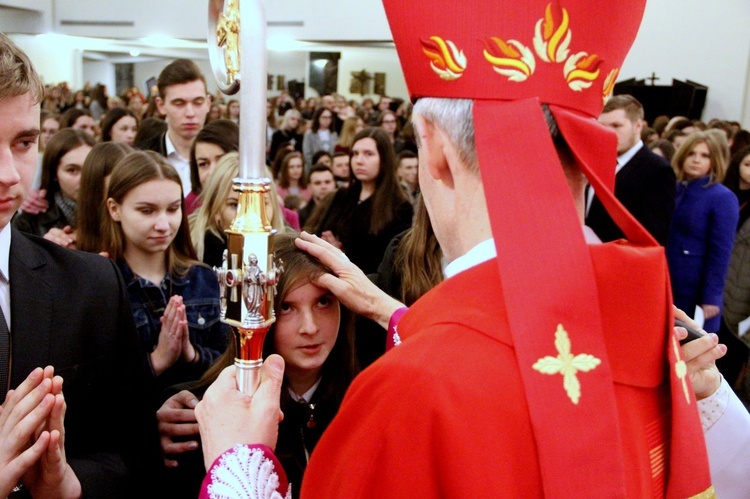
left=0, top=366, right=81, bottom=498
left=150, top=295, right=198, bottom=376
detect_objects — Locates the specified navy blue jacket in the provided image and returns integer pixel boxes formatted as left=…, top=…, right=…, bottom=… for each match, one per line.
left=118, top=260, right=229, bottom=389
left=667, top=176, right=739, bottom=331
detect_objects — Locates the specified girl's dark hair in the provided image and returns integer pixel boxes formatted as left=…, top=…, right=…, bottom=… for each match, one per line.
left=100, top=108, right=139, bottom=142
left=59, top=107, right=92, bottom=129
left=76, top=142, right=134, bottom=253
left=188, top=119, right=239, bottom=195
left=311, top=107, right=333, bottom=133
left=40, top=128, right=95, bottom=203
left=195, top=231, right=358, bottom=403
left=649, top=139, right=675, bottom=163
left=133, top=116, right=167, bottom=147
left=730, top=130, right=750, bottom=159
left=723, top=145, right=750, bottom=195
left=277, top=151, right=306, bottom=189
left=351, top=127, right=409, bottom=234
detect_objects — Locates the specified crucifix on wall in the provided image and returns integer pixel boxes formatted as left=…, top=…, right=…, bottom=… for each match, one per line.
left=350, top=69, right=373, bottom=96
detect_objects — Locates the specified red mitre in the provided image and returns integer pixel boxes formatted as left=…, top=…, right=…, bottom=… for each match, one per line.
left=383, top=0, right=714, bottom=497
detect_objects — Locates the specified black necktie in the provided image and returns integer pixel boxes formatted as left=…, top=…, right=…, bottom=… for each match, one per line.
left=0, top=305, right=9, bottom=402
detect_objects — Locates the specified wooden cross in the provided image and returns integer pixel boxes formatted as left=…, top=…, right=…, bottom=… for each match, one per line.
left=646, top=72, right=660, bottom=86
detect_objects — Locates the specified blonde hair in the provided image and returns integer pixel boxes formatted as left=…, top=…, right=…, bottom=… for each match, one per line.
left=672, top=131, right=728, bottom=184
left=189, top=152, right=285, bottom=260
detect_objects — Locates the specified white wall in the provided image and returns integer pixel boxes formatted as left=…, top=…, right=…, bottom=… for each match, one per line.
left=10, top=34, right=83, bottom=88
left=13, top=0, right=750, bottom=127
left=622, top=0, right=750, bottom=127
left=82, top=59, right=115, bottom=94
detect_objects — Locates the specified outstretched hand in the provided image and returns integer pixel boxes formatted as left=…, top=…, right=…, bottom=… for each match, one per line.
left=295, top=231, right=405, bottom=330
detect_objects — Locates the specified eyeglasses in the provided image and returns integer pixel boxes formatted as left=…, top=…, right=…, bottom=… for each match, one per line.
left=382, top=119, right=397, bottom=124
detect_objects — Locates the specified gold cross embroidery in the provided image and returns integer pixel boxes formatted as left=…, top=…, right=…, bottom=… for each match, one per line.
left=532, top=324, right=601, bottom=404
left=671, top=336, right=691, bottom=404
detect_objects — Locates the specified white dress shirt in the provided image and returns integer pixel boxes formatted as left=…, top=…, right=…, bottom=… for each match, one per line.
left=165, top=132, right=192, bottom=195
left=0, top=224, right=11, bottom=328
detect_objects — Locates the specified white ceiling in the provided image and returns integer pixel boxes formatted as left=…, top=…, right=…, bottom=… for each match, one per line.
left=0, top=0, right=395, bottom=62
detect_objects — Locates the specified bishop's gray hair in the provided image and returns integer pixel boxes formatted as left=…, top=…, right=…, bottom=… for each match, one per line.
left=412, top=98, right=478, bottom=173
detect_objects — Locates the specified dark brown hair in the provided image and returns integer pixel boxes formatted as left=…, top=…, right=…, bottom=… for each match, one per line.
left=100, top=108, right=139, bottom=142
left=351, top=127, right=409, bottom=234
left=195, top=231, right=358, bottom=402
left=188, top=119, right=239, bottom=195
left=76, top=142, right=133, bottom=253
left=40, top=128, right=95, bottom=203
left=157, top=59, right=207, bottom=100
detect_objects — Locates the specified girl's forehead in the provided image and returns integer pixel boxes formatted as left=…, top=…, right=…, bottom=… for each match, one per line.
left=123, top=178, right=181, bottom=201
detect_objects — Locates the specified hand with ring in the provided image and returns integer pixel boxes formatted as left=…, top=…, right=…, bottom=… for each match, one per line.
left=150, top=296, right=188, bottom=375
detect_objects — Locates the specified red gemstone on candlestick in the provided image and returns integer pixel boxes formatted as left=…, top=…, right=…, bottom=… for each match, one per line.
left=226, top=273, right=234, bottom=285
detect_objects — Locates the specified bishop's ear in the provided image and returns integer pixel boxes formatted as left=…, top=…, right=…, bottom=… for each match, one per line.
left=413, top=115, right=450, bottom=183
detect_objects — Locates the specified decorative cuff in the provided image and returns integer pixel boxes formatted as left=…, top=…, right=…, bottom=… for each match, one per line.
left=200, top=444, right=291, bottom=499
left=386, top=306, right=410, bottom=352
left=697, top=377, right=730, bottom=432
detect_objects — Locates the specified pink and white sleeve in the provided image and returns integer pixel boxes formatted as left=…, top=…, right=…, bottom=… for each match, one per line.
left=200, top=444, right=291, bottom=499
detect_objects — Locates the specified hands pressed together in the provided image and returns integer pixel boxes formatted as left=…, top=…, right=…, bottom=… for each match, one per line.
left=150, top=295, right=198, bottom=375
left=0, top=366, right=80, bottom=498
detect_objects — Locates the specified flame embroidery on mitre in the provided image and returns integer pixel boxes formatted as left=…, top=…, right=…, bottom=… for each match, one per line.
left=482, top=37, right=536, bottom=82
left=420, top=36, right=467, bottom=81
left=563, top=52, right=602, bottom=91
left=602, top=68, right=619, bottom=104
left=533, top=1, right=571, bottom=63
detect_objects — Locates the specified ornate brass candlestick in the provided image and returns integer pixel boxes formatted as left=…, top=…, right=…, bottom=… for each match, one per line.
left=209, top=0, right=280, bottom=394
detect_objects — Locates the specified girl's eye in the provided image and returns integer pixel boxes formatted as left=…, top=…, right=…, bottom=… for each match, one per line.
left=198, top=162, right=209, bottom=170
left=168, top=206, right=180, bottom=213
left=139, top=208, right=153, bottom=214
left=318, top=296, right=333, bottom=307
left=280, top=303, right=291, bottom=313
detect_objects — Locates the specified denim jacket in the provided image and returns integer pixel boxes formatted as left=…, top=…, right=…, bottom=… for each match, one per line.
left=118, top=260, right=229, bottom=388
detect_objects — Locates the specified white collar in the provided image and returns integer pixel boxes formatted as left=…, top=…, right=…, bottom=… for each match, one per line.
left=444, top=239, right=496, bottom=279
left=444, top=227, right=602, bottom=280
left=0, top=224, right=10, bottom=283
left=288, top=377, right=321, bottom=403
left=164, top=131, right=187, bottom=161
left=616, top=140, right=643, bottom=173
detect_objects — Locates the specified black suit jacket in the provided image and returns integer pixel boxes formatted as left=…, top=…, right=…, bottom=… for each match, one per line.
left=9, top=229, right=162, bottom=498
left=585, top=145, right=675, bottom=245
left=134, top=131, right=167, bottom=157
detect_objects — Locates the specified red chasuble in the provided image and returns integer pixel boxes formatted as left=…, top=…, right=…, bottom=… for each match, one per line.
left=301, top=241, right=713, bottom=498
